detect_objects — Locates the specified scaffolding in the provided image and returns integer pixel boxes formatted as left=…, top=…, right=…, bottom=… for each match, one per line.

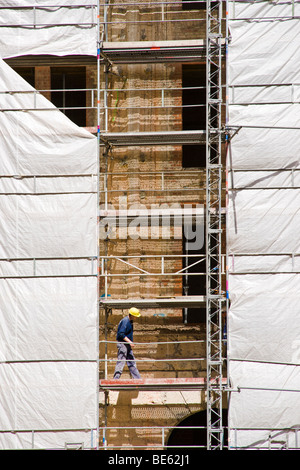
left=0, top=0, right=299, bottom=452
left=98, top=0, right=227, bottom=451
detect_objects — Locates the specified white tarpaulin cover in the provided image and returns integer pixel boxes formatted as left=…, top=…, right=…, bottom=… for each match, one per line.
left=227, top=1, right=300, bottom=449
left=0, top=57, right=98, bottom=449
left=0, top=1, right=97, bottom=58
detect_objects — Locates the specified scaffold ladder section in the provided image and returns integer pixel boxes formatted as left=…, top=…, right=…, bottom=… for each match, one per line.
left=206, top=0, right=224, bottom=450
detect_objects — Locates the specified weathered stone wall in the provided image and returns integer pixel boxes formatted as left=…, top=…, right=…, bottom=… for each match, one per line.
left=99, top=59, right=207, bottom=300
left=99, top=389, right=207, bottom=449
left=100, top=313, right=206, bottom=380
left=106, top=3, right=207, bottom=43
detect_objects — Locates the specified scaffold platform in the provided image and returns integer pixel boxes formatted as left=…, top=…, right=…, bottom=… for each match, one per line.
left=100, top=130, right=209, bottom=147
left=99, top=377, right=228, bottom=391
left=99, top=206, right=206, bottom=225
left=100, top=295, right=206, bottom=309
left=101, top=39, right=225, bottom=64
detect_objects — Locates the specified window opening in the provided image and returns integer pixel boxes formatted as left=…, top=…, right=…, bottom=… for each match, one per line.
left=182, top=0, right=218, bottom=11
left=182, top=0, right=207, bottom=11
left=182, top=64, right=206, bottom=167
left=182, top=222, right=206, bottom=323
left=13, top=67, right=35, bottom=87
left=51, top=66, right=86, bottom=127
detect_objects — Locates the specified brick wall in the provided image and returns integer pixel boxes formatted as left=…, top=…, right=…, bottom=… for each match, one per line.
left=35, top=66, right=51, bottom=101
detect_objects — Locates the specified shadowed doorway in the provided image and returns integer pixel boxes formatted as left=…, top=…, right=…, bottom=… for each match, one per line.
left=166, top=410, right=228, bottom=450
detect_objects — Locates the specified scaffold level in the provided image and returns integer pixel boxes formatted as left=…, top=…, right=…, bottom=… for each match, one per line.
left=101, top=39, right=225, bottom=64
left=99, top=206, right=222, bottom=225
left=99, top=377, right=228, bottom=391
left=100, top=129, right=226, bottom=147
left=100, top=295, right=206, bottom=309
left=5, top=55, right=97, bottom=67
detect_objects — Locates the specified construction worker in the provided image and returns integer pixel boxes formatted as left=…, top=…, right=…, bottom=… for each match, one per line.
left=113, top=307, right=141, bottom=380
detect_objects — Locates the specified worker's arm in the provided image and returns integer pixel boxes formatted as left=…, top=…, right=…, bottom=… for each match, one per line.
left=124, top=336, right=134, bottom=347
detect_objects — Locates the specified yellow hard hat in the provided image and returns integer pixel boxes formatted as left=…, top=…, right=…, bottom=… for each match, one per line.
left=129, top=307, right=141, bottom=317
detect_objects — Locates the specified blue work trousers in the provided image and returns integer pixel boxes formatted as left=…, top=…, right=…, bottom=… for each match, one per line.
left=113, top=343, right=141, bottom=379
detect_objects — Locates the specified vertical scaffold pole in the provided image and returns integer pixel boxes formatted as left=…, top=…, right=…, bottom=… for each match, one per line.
left=96, top=0, right=101, bottom=451
left=206, top=0, right=224, bottom=450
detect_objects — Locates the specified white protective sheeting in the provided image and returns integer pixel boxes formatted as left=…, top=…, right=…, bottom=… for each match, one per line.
left=0, top=362, right=97, bottom=435
left=229, top=361, right=300, bottom=450
left=0, top=1, right=97, bottom=58
left=0, top=58, right=96, bottom=176
left=0, top=58, right=98, bottom=449
left=227, top=1, right=300, bottom=449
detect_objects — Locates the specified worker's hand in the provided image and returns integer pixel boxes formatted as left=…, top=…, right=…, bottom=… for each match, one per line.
left=124, top=337, right=134, bottom=347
